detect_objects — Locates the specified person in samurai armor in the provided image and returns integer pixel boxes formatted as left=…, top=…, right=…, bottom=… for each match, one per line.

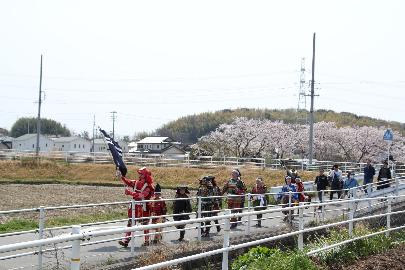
left=150, top=183, right=167, bottom=244
left=296, top=177, right=311, bottom=204
left=197, top=176, right=215, bottom=237
left=222, top=169, right=245, bottom=228
left=277, top=176, right=299, bottom=221
left=173, top=184, right=192, bottom=242
left=235, top=169, right=247, bottom=223
left=118, top=167, right=155, bottom=247
left=251, top=177, right=269, bottom=227
left=210, top=176, right=222, bottom=233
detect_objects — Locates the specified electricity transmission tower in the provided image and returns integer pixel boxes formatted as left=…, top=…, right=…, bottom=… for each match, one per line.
left=297, top=58, right=308, bottom=124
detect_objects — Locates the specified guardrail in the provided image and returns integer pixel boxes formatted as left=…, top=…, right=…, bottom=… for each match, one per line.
left=0, top=193, right=404, bottom=270
left=1, top=178, right=404, bottom=269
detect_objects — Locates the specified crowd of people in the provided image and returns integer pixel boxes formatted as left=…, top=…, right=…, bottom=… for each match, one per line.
left=116, top=160, right=393, bottom=247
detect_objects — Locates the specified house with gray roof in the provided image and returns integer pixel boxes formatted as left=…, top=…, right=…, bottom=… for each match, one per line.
left=135, top=137, right=185, bottom=155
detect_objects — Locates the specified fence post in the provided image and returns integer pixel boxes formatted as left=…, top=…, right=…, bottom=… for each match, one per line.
left=395, top=177, right=399, bottom=197
left=298, top=202, right=304, bottom=251
left=130, top=199, right=135, bottom=255
left=348, top=195, right=354, bottom=237
left=197, top=196, right=202, bottom=241
left=37, top=206, right=45, bottom=270
left=71, top=225, right=81, bottom=270
left=288, top=191, right=292, bottom=223
left=246, top=193, right=251, bottom=235
left=222, top=210, right=231, bottom=270
left=321, top=190, right=325, bottom=222
left=386, top=197, right=392, bottom=237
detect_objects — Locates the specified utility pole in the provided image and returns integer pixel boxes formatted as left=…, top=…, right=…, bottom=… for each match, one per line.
left=110, top=111, right=117, bottom=139
left=308, top=33, right=316, bottom=164
left=35, top=55, right=43, bottom=157
left=92, top=115, right=96, bottom=152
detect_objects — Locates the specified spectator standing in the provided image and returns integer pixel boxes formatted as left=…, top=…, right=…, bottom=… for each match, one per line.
left=377, top=161, right=392, bottom=190
left=314, top=168, right=329, bottom=208
left=363, top=159, right=376, bottom=193
left=173, top=185, right=192, bottom=242
left=329, top=165, right=343, bottom=200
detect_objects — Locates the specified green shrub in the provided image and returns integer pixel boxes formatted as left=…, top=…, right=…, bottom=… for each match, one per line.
left=231, top=246, right=318, bottom=270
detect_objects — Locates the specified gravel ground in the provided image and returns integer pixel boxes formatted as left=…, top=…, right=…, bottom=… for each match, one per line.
left=0, top=184, right=182, bottom=210
left=0, top=184, right=182, bottom=222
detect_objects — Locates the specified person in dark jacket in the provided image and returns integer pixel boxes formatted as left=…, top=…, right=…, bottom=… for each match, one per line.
left=329, top=165, right=343, bottom=200
left=173, top=185, right=192, bottom=242
left=363, top=159, right=376, bottom=194
left=377, top=161, right=392, bottom=190
left=314, top=168, right=329, bottom=207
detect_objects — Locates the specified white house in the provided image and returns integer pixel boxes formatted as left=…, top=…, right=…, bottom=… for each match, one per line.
left=93, top=138, right=129, bottom=153
left=51, top=137, right=91, bottom=153
left=12, top=134, right=53, bottom=152
left=135, top=137, right=185, bottom=155
left=0, top=136, right=13, bottom=150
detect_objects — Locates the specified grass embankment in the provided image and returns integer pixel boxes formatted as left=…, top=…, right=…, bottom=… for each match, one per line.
left=231, top=224, right=405, bottom=270
left=0, top=210, right=127, bottom=234
left=0, top=159, right=317, bottom=189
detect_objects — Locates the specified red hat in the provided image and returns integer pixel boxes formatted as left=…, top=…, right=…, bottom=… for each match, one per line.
left=137, top=167, right=153, bottom=184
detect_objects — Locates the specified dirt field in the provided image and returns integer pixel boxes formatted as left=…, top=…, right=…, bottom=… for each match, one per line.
left=0, top=184, right=182, bottom=210
left=341, top=244, right=405, bottom=270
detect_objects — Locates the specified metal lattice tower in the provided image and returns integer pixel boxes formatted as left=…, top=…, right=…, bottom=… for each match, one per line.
left=297, top=58, right=307, bottom=123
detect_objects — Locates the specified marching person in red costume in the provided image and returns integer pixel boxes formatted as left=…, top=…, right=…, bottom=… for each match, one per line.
left=118, top=167, right=155, bottom=247
left=150, top=183, right=167, bottom=244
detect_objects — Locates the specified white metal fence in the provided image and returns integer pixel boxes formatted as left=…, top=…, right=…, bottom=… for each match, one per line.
left=2, top=149, right=405, bottom=177
left=1, top=178, right=404, bottom=269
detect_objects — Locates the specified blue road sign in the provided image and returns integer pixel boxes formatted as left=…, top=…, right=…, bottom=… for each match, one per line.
left=383, top=129, right=393, bottom=141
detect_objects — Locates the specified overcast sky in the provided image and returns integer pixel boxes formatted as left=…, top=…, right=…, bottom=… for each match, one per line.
left=1, top=0, right=404, bottom=137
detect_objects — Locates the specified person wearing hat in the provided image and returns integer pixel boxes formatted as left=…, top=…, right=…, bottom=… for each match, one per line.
left=150, top=183, right=167, bottom=244
left=117, top=167, right=155, bottom=248
left=173, top=185, right=192, bottom=242
left=377, top=161, right=392, bottom=190
left=344, top=172, right=359, bottom=198
left=197, top=176, right=215, bottom=237
left=210, top=176, right=222, bottom=233
left=222, top=170, right=245, bottom=228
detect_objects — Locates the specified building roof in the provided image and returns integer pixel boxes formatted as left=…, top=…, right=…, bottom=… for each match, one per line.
left=0, top=136, right=13, bottom=142
left=137, top=137, right=172, bottom=144
left=50, top=136, right=88, bottom=143
left=161, top=144, right=186, bottom=154
left=13, top=134, right=49, bottom=141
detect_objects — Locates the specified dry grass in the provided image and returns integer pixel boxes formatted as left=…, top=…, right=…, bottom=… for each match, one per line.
left=0, top=160, right=317, bottom=189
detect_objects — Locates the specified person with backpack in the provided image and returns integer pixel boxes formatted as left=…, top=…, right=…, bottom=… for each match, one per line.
left=329, top=164, right=343, bottom=200
left=118, top=167, right=155, bottom=247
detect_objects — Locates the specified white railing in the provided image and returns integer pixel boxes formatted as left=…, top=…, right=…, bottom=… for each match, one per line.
left=0, top=194, right=404, bottom=270
left=3, top=149, right=404, bottom=175
left=0, top=179, right=404, bottom=270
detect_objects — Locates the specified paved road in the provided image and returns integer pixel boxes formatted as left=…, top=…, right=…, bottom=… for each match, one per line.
left=1, top=185, right=404, bottom=270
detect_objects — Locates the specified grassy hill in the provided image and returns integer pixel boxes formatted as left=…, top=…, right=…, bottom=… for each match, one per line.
left=155, top=108, right=405, bottom=144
